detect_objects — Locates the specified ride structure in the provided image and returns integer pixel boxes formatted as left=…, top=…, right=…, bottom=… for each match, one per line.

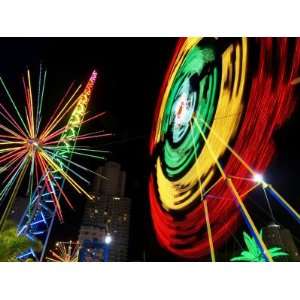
left=149, top=37, right=300, bottom=261
left=17, top=71, right=98, bottom=261
left=0, top=67, right=109, bottom=261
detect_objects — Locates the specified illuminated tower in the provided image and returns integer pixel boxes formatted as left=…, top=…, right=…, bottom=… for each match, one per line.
left=78, top=161, right=131, bottom=261
left=17, top=71, right=98, bottom=261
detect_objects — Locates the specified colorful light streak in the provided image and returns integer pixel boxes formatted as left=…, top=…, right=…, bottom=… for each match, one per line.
left=149, top=38, right=300, bottom=260
left=46, top=241, right=80, bottom=262
left=0, top=67, right=110, bottom=234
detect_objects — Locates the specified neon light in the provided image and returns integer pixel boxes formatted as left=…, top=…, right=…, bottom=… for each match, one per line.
left=0, top=67, right=110, bottom=261
left=231, top=231, right=288, bottom=262
left=149, top=37, right=300, bottom=259
left=46, top=241, right=80, bottom=262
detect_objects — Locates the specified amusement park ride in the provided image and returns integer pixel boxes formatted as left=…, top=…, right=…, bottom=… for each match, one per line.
left=0, top=67, right=111, bottom=261
left=46, top=241, right=81, bottom=262
left=148, top=37, right=300, bottom=262
left=1, top=37, right=300, bottom=262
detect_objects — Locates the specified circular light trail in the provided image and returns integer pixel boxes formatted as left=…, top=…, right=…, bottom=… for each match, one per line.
left=149, top=38, right=300, bottom=260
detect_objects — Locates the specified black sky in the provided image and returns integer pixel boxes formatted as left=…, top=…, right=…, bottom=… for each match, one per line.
left=0, top=38, right=299, bottom=261
left=0, top=38, right=178, bottom=260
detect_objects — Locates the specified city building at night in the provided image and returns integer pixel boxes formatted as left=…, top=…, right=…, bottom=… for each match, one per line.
left=263, top=223, right=300, bottom=262
left=78, top=161, right=131, bottom=261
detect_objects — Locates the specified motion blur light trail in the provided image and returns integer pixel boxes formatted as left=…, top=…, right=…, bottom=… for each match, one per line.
left=46, top=241, right=80, bottom=262
left=0, top=67, right=110, bottom=260
left=149, top=38, right=300, bottom=260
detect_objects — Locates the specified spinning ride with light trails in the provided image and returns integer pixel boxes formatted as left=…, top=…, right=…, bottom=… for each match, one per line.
left=0, top=67, right=110, bottom=261
left=46, top=241, right=80, bottom=262
left=149, top=37, right=300, bottom=261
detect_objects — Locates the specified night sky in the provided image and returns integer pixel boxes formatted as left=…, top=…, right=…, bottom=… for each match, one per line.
left=0, top=38, right=300, bottom=261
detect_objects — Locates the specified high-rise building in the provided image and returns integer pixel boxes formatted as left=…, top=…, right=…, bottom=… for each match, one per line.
left=78, top=225, right=109, bottom=262
left=93, top=161, right=126, bottom=197
left=78, top=161, right=131, bottom=262
left=263, top=223, right=300, bottom=262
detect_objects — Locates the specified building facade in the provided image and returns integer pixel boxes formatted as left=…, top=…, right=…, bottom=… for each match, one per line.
left=263, top=223, right=300, bottom=262
left=78, top=161, right=131, bottom=262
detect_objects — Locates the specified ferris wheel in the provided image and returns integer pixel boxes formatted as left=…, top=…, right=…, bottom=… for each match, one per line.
left=149, top=37, right=300, bottom=261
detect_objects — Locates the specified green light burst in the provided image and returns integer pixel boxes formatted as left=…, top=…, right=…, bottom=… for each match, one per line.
left=160, top=44, right=220, bottom=179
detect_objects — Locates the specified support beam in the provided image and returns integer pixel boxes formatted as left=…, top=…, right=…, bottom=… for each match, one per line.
left=266, top=185, right=300, bottom=225
left=227, top=178, right=273, bottom=262
left=190, top=121, right=216, bottom=261
left=203, top=199, right=216, bottom=262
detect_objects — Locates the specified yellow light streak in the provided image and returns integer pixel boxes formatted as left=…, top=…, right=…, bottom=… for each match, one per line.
left=227, top=178, right=273, bottom=262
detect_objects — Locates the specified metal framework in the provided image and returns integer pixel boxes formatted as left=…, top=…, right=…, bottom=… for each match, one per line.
left=191, top=116, right=300, bottom=262
left=16, top=71, right=98, bottom=261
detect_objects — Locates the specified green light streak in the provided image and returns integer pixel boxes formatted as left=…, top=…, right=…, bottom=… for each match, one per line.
left=27, top=153, right=35, bottom=215
left=36, top=64, right=42, bottom=131
left=51, top=71, right=98, bottom=186
left=0, top=77, right=30, bottom=137
left=160, top=45, right=219, bottom=178
left=47, top=149, right=106, bottom=179
left=37, top=69, right=47, bottom=132
left=45, top=150, right=90, bottom=185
